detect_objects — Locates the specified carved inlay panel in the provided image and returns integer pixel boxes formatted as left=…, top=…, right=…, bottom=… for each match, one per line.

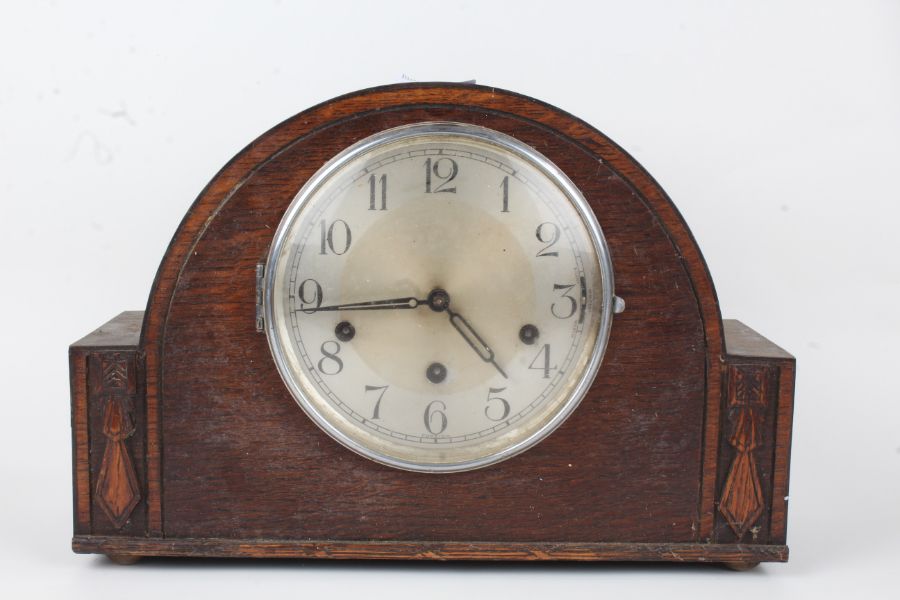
left=94, top=353, right=141, bottom=529
left=719, top=365, right=768, bottom=540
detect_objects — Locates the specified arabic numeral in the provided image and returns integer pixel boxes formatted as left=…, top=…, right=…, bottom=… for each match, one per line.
left=319, top=219, right=352, bottom=255
left=528, top=344, right=557, bottom=379
left=535, top=222, right=560, bottom=257
left=317, top=340, right=343, bottom=375
left=485, top=387, right=510, bottom=422
left=297, top=278, right=323, bottom=314
left=500, top=175, right=510, bottom=213
left=368, top=173, right=387, bottom=210
left=424, top=157, right=458, bottom=193
left=365, top=384, right=389, bottom=419
left=551, top=283, right=578, bottom=319
left=424, top=400, right=448, bottom=434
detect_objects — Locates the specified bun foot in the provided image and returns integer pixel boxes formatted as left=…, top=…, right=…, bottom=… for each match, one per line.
left=722, top=561, right=760, bottom=571
left=107, top=554, right=142, bottom=565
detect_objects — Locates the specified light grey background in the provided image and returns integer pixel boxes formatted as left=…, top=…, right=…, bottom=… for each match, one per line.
left=1, top=1, right=898, bottom=598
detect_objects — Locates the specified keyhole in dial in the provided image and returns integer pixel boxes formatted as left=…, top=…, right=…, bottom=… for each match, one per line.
left=335, top=321, right=355, bottom=342
left=426, top=362, right=447, bottom=384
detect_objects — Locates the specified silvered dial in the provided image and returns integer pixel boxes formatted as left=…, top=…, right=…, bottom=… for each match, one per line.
left=264, top=122, right=615, bottom=472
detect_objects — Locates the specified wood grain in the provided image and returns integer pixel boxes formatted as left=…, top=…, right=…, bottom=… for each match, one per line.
left=72, top=536, right=787, bottom=563
left=157, top=105, right=703, bottom=542
left=719, top=319, right=795, bottom=546
left=69, top=84, right=795, bottom=564
left=93, top=352, right=141, bottom=529
left=70, top=312, right=147, bottom=536
left=69, top=349, right=91, bottom=534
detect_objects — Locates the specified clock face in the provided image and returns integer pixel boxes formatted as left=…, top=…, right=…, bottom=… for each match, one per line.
left=263, top=122, right=615, bottom=472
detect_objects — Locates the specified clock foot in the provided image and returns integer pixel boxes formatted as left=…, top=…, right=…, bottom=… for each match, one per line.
left=722, top=561, right=760, bottom=571
left=106, top=554, right=142, bottom=565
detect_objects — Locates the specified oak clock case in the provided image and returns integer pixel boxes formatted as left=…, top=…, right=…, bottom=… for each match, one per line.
left=69, top=83, right=796, bottom=568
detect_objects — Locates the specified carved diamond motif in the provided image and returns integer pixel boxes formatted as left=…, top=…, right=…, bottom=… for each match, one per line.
left=719, top=447, right=765, bottom=538
left=95, top=354, right=140, bottom=529
left=718, top=366, right=767, bottom=540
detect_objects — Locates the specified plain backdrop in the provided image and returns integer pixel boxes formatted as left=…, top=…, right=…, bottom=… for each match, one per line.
left=1, top=1, right=898, bottom=598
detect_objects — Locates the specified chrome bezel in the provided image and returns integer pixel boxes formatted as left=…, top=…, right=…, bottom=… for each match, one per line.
left=264, top=122, right=616, bottom=473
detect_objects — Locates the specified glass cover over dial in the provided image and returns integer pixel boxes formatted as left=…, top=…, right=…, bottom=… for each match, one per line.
left=263, top=122, right=615, bottom=472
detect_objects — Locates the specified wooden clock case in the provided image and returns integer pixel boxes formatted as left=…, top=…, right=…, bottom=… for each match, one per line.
left=69, top=83, right=795, bottom=568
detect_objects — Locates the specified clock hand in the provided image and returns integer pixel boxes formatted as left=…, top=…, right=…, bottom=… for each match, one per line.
left=447, top=307, right=508, bottom=379
left=423, top=289, right=507, bottom=378
left=302, top=296, right=427, bottom=313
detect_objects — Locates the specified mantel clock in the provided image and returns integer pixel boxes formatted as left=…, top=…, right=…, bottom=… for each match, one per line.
left=69, top=83, right=795, bottom=569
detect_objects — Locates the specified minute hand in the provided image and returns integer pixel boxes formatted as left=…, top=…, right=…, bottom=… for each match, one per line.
left=302, top=296, right=426, bottom=313
left=447, top=308, right=508, bottom=379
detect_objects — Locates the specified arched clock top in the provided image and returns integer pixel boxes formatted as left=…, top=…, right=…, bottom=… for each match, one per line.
left=141, top=83, right=723, bottom=357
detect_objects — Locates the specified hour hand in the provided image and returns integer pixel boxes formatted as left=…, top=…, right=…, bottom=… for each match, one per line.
left=301, top=296, right=426, bottom=313
left=448, top=309, right=508, bottom=379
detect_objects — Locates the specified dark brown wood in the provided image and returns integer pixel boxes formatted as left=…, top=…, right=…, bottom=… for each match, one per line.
left=70, top=312, right=146, bottom=536
left=69, top=84, right=795, bottom=564
left=107, top=554, right=142, bottom=566
left=91, top=351, right=141, bottom=529
left=717, top=363, right=774, bottom=541
left=723, top=320, right=793, bottom=359
left=73, top=536, right=787, bottom=563
left=721, top=319, right=795, bottom=545
left=723, top=561, right=761, bottom=571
